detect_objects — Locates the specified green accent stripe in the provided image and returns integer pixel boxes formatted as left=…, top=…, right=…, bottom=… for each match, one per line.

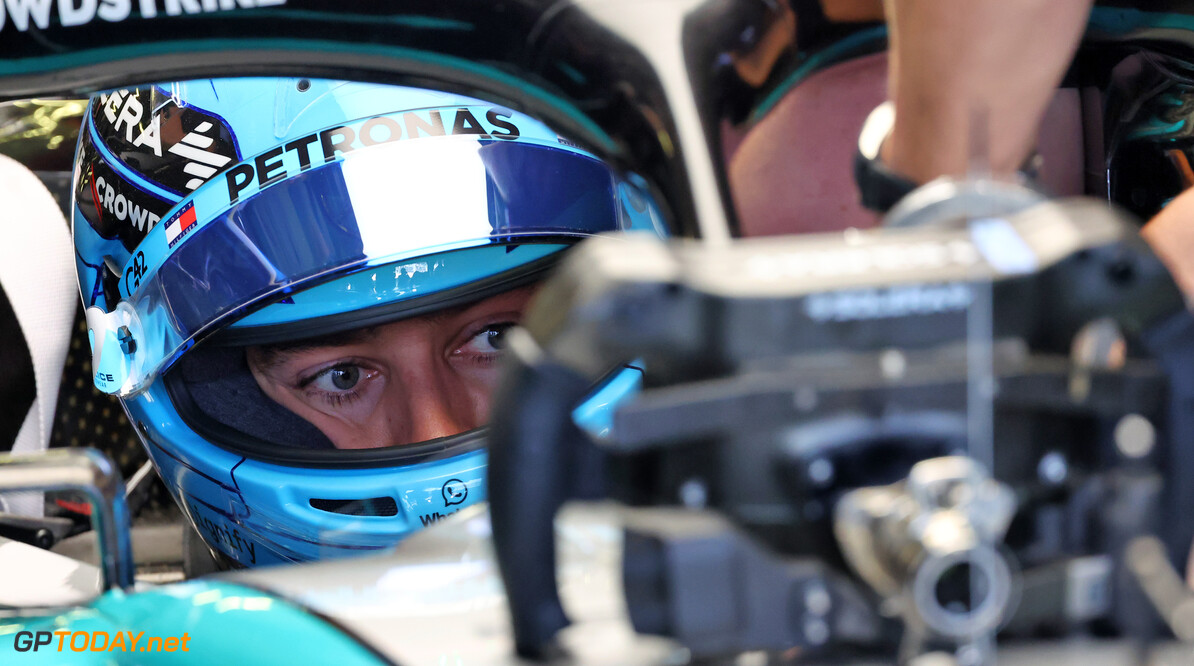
left=1087, top=7, right=1194, bottom=34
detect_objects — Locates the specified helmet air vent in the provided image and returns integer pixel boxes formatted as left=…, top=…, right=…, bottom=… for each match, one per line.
left=309, top=496, right=398, bottom=517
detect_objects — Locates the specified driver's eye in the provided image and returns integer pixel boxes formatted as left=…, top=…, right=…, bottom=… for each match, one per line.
left=307, top=364, right=362, bottom=392
left=461, top=323, right=515, bottom=354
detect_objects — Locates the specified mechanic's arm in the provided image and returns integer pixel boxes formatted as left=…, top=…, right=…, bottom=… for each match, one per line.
left=881, top=0, right=1093, bottom=183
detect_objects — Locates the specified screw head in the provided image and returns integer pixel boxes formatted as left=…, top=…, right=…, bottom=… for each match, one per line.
left=1038, top=451, right=1068, bottom=485
left=117, top=326, right=137, bottom=355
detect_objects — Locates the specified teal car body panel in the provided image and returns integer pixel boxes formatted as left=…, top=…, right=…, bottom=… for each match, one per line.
left=0, top=581, right=389, bottom=665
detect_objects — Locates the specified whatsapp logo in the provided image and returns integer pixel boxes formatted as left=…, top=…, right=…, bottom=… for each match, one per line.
left=442, top=478, right=468, bottom=507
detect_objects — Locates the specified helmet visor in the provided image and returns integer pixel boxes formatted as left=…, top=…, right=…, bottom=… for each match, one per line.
left=86, top=133, right=651, bottom=396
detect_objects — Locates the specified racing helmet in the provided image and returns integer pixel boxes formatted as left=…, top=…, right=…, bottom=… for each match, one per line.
left=72, top=78, right=667, bottom=567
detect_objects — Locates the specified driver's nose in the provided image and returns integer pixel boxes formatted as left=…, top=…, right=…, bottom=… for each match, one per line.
left=407, top=392, right=472, bottom=443
left=395, top=358, right=481, bottom=443
left=379, top=324, right=492, bottom=445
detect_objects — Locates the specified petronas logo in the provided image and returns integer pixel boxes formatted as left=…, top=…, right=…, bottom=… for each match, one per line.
left=168, top=122, right=233, bottom=191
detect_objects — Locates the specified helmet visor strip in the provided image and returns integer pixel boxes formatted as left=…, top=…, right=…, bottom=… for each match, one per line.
left=86, top=135, right=646, bottom=397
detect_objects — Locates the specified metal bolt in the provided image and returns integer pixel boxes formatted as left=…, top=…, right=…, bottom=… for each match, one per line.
left=803, top=617, right=830, bottom=646
left=678, top=478, right=708, bottom=508
left=117, top=326, right=137, bottom=355
left=805, top=581, right=832, bottom=616
left=956, top=644, right=984, bottom=666
left=1114, top=414, right=1155, bottom=459
left=879, top=349, right=907, bottom=380
left=808, top=458, right=835, bottom=487
left=1038, top=451, right=1068, bottom=485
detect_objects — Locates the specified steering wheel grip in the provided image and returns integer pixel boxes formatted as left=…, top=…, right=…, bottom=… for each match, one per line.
left=488, top=336, right=596, bottom=659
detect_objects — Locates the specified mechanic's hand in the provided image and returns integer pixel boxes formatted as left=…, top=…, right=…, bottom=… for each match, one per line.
left=1143, top=187, right=1194, bottom=299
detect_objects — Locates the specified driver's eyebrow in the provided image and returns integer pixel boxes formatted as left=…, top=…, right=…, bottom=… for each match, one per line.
left=248, top=295, right=505, bottom=371
left=250, top=326, right=382, bottom=370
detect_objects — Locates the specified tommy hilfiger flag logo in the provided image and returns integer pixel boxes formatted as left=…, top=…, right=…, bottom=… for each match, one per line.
left=169, top=122, right=233, bottom=191
left=164, top=201, right=197, bottom=248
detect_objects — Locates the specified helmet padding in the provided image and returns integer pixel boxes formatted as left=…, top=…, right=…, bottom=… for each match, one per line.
left=168, top=345, right=335, bottom=451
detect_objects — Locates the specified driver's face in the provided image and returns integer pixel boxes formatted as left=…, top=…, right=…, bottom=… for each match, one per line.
left=246, top=285, right=538, bottom=449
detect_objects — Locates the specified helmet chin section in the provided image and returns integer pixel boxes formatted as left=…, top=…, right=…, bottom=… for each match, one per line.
left=134, top=388, right=488, bottom=567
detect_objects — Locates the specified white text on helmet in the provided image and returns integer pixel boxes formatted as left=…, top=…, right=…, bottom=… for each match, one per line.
left=94, top=175, right=161, bottom=232
left=95, top=88, right=239, bottom=194
left=98, top=90, right=161, bottom=156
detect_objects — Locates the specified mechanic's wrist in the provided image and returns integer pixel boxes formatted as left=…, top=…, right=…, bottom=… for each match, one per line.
left=854, top=101, right=1041, bottom=214
left=854, top=102, right=919, bottom=213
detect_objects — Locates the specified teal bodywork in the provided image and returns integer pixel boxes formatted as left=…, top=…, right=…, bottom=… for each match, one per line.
left=0, top=581, right=388, bottom=665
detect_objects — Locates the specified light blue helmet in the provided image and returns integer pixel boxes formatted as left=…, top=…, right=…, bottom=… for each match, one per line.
left=72, top=78, right=667, bottom=567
